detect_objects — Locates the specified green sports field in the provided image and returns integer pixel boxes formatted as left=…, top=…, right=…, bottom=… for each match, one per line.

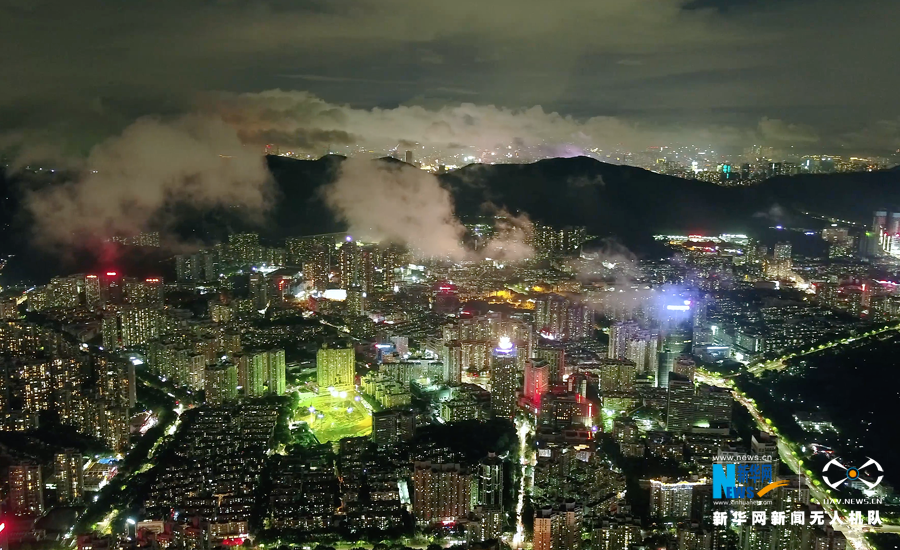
left=295, top=391, right=373, bottom=443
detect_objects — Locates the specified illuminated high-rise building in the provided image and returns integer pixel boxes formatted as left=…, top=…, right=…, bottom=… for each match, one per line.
left=249, top=272, right=269, bottom=311
left=50, top=357, right=87, bottom=391
left=379, top=243, right=405, bottom=290
left=188, top=354, right=206, bottom=390
left=148, top=342, right=188, bottom=385
left=535, top=294, right=592, bottom=341
left=55, top=449, right=84, bottom=504
left=596, top=358, right=637, bottom=393
left=442, top=342, right=463, bottom=384
left=677, top=526, right=717, bottom=549
left=765, top=241, right=794, bottom=279
left=316, top=345, right=355, bottom=390
left=469, top=507, right=504, bottom=544
left=210, top=302, right=232, bottom=323
left=175, top=254, right=198, bottom=282
left=411, top=461, right=474, bottom=522
left=533, top=508, right=554, bottom=550
left=199, top=248, right=219, bottom=281
left=490, top=337, right=519, bottom=418
left=338, top=240, right=359, bottom=290
left=84, top=275, right=102, bottom=309
left=535, top=294, right=567, bottom=339
left=135, top=231, right=160, bottom=247
left=118, top=306, right=158, bottom=347
left=346, top=286, right=366, bottom=316
left=285, top=237, right=304, bottom=266
left=455, top=341, right=491, bottom=373
left=9, top=462, right=43, bottom=516
left=48, top=275, right=81, bottom=309
left=286, top=233, right=339, bottom=265
left=267, top=348, right=286, bottom=395
left=609, top=320, right=637, bottom=359
left=305, top=244, right=332, bottom=291
left=523, top=359, right=550, bottom=405
left=229, top=233, right=260, bottom=266
left=123, top=277, right=164, bottom=307
left=623, top=331, right=658, bottom=374
left=23, top=360, right=51, bottom=412
left=101, top=313, right=119, bottom=349
left=96, top=355, right=136, bottom=409
left=649, top=479, right=696, bottom=519
left=0, top=298, right=18, bottom=319
left=666, top=372, right=695, bottom=434
left=93, top=403, right=131, bottom=453
left=457, top=317, right=493, bottom=340
left=51, top=358, right=89, bottom=427
left=609, top=323, right=658, bottom=375
left=476, top=454, right=503, bottom=509
left=822, top=227, right=855, bottom=258
left=533, top=346, right=566, bottom=383
left=26, top=287, right=49, bottom=311
left=372, top=408, right=417, bottom=446
left=218, top=331, right=239, bottom=357
left=657, top=347, right=677, bottom=388
left=100, top=271, right=123, bottom=305
left=433, top=281, right=460, bottom=314
left=694, top=384, right=733, bottom=429
left=774, top=241, right=791, bottom=260
left=533, top=502, right=582, bottom=550
left=205, top=362, right=238, bottom=404
left=270, top=274, right=294, bottom=305
left=112, top=231, right=160, bottom=247
left=531, top=223, right=588, bottom=258
left=359, top=245, right=376, bottom=295
left=0, top=323, right=41, bottom=356
left=244, top=352, right=269, bottom=397
left=591, top=517, right=642, bottom=550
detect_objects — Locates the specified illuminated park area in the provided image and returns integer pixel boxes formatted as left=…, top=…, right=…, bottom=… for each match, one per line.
left=294, top=389, right=373, bottom=443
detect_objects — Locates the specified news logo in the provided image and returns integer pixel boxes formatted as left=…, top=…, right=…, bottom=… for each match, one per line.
left=822, top=457, right=884, bottom=490
left=713, top=461, right=788, bottom=499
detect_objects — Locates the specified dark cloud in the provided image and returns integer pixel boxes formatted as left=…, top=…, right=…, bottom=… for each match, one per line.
left=757, top=118, right=819, bottom=145
left=24, top=115, right=273, bottom=250
left=321, top=159, right=533, bottom=261
left=200, top=89, right=750, bottom=154
left=0, top=0, right=897, bottom=153
left=839, top=118, right=900, bottom=152
left=322, top=158, right=469, bottom=258
left=236, top=128, right=356, bottom=151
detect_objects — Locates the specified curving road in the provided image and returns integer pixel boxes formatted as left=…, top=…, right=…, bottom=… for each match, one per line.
left=746, top=322, right=900, bottom=376
left=696, top=367, right=891, bottom=550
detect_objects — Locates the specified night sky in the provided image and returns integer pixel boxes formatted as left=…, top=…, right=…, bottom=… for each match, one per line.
left=1, top=0, right=898, bottom=156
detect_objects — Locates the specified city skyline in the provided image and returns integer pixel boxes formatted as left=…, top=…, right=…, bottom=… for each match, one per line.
left=2, top=1, right=900, bottom=549
left=1, top=210, right=899, bottom=550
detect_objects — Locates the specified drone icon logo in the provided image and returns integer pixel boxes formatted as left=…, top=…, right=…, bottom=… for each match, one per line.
left=822, top=457, right=884, bottom=490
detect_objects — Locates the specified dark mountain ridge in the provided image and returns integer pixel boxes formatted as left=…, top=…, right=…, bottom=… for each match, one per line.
left=266, top=154, right=900, bottom=241
left=2, top=155, right=899, bottom=282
